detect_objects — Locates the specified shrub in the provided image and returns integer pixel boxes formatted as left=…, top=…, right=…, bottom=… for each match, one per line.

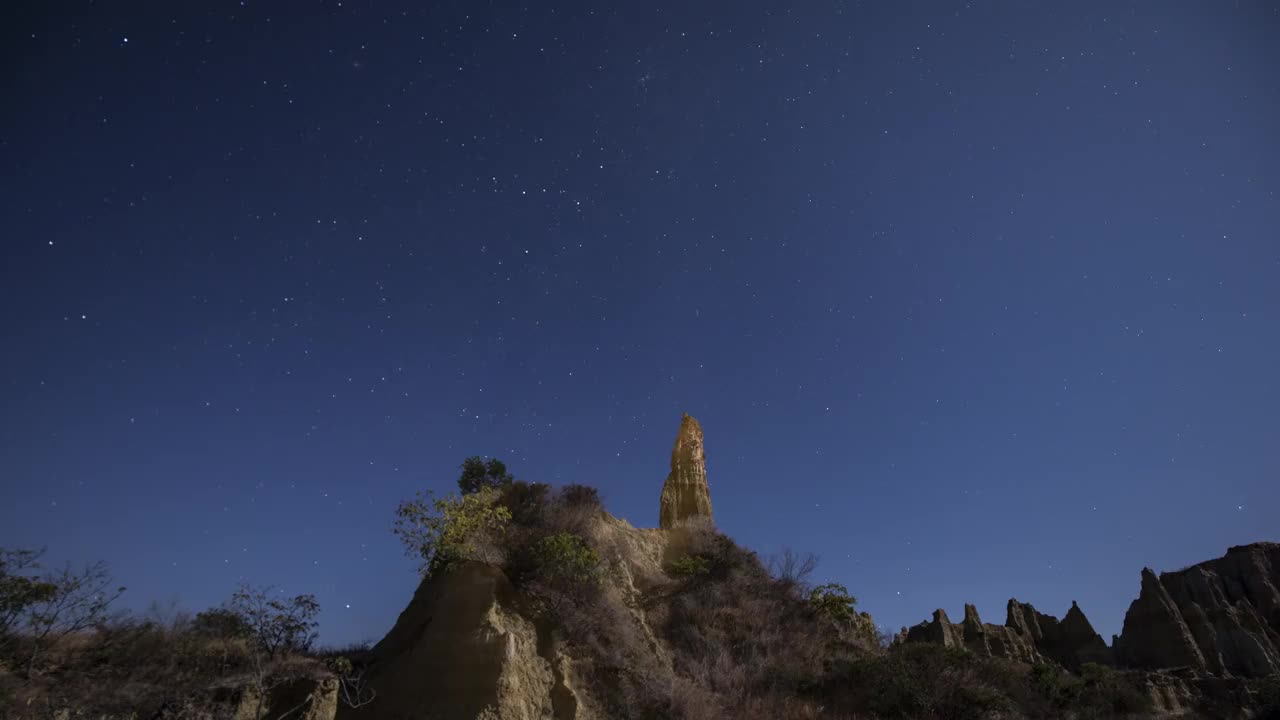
left=808, top=583, right=857, bottom=623
left=8, top=556, right=126, bottom=674
left=940, top=683, right=1015, bottom=719
left=457, top=456, right=514, bottom=495
left=768, top=548, right=818, bottom=588
left=228, top=584, right=320, bottom=659
left=0, top=548, right=58, bottom=642
left=818, top=643, right=1016, bottom=718
left=191, top=607, right=251, bottom=641
left=393, top=488, right=512, bottom=575
left=1030, top=662, right=1078, bottom=707
left=498, top=480, right=551, bottom=527
left=531, top=532, right=601, bottom=585
left=560, top=484, right=602, bottom=509
left=1075, top=662, right=1151, bottom=715
left=667, top=554, right=711, bottom=578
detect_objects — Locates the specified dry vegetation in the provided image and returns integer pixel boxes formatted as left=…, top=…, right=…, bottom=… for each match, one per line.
left=410, top=477, right=1165, bottom=720
left=3, top=457, right=1271, bottom=719
left=0, top=549, right=371, bottom=719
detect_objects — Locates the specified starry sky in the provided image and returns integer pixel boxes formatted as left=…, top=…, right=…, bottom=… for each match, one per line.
left=2, top=1, right=1278, bottom=647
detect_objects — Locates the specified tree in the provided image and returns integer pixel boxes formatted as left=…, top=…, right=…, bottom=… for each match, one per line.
left=0, top=548, right=58, bottom=646
left=20, top=558, right=126, bottom=674
left=191, top=606, right=253, bottom=640
left=393, top=488, right=512, bottom=575
left=213, top=585, right=324, bottom=719
left=457, top=456, right=514, bottom=495
left=808, top=582, right=858, bottom=623
left=228, top=584, right=320, bottom=660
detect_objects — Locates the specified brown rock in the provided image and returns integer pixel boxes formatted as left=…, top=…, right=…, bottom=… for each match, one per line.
left=1113, top=568, right=1209, bottom=672
left=1115, top=542, right=1280, bottom=678
left=353, top=562, right=569, bottom=719
left=902, top=608, right=965, bottom=649
left=658, top=413, right=713, bottom=530
left=901, top=606, right=1043, bottom=664
left=903, top=599, right=1109, bottom=670
left=1006, top=599, right=1112, bottom=671
left=1057, top=600, right=1114, bottom=669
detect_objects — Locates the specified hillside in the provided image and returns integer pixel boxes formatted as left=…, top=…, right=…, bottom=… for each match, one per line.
left=2, top=414, right=1278, bottom=719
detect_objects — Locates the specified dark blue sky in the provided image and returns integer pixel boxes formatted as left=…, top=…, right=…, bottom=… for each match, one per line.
left=2, top=1, right=1277, bottom=646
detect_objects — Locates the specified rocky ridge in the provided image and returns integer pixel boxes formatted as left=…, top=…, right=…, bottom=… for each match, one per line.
left=901, top=543, right=1280, bottom=681
left=898, top=599, right=1112, bottom=671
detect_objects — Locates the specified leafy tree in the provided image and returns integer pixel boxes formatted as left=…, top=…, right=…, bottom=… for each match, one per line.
left=393, top=488, right=512, bottom=575
left=457, top=456, right=514, bottom=495
left=808, top=582, right=858, bottom=623
left=228, top=584, right=320, bottom=659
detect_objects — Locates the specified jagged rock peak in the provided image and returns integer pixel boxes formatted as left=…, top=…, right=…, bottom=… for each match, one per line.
left=658, top=412, right=714, bottom=530
left=1115, top=542, right=1280, bottom=677
left=905, top=598, right=1111, bottom=671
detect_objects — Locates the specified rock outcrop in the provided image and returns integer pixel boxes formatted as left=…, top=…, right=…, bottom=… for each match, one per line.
left=1114, top=543, right=1280, bottom=678
left=901, top=543, right=1280, bottom=683
left=658, top=413, right=713, bottom=530
left=349, top=516, right=675, bottom=720
left=901, top=599, right=1112, bottom=670
left=1007, top=599, right=1114, bottom=671
left=350, top=562, right=577, bottom=719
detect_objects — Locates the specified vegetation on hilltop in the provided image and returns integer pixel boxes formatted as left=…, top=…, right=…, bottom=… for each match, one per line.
left=3, top=457, right=1271, bottom=719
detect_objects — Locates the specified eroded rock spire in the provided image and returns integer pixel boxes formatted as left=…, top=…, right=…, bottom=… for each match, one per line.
left=659, top=413, right=713, bottom=529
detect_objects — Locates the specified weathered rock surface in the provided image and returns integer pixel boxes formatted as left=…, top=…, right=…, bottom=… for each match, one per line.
left=658, top=413, right=713, bottom=530
left=1113, top=567, right=1209, bottom=673
left=348, top=518, right=675, bottom=720
left=346, top=562, right=575, bottom=720
left=902, top=543, right=1280, bottom=684
left=1006, top=599, right=1114, bottom=671
left=900, top=599, right=1111, bottom=670
left=1114, top=542, right=1280, bottom=678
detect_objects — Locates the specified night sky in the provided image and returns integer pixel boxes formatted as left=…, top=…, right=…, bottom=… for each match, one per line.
left=2, top=2, right=1277, bottom=647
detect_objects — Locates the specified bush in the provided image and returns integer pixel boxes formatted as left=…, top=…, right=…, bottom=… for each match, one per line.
left=560, top=484, right=602, bottom=509
left=393, top=488, right=512, bottom=575
left=498, top=480, right=551, bottom=527
left=0, top=549, right=59, bottom=642
left=531, top=532, right=601, bottom=586
left=1075, top=662, right=1151, bottom=715
left=228, top=585, right=321, bottom=659
left=808, top=583, right=857, bottom=623
left=4, top=555, right=126, bottom=674
left=191, top=607, right=251, bottom=641
left=457, top=456, right=514, bottom=495
left=667, top=554, right=711, bottom=578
